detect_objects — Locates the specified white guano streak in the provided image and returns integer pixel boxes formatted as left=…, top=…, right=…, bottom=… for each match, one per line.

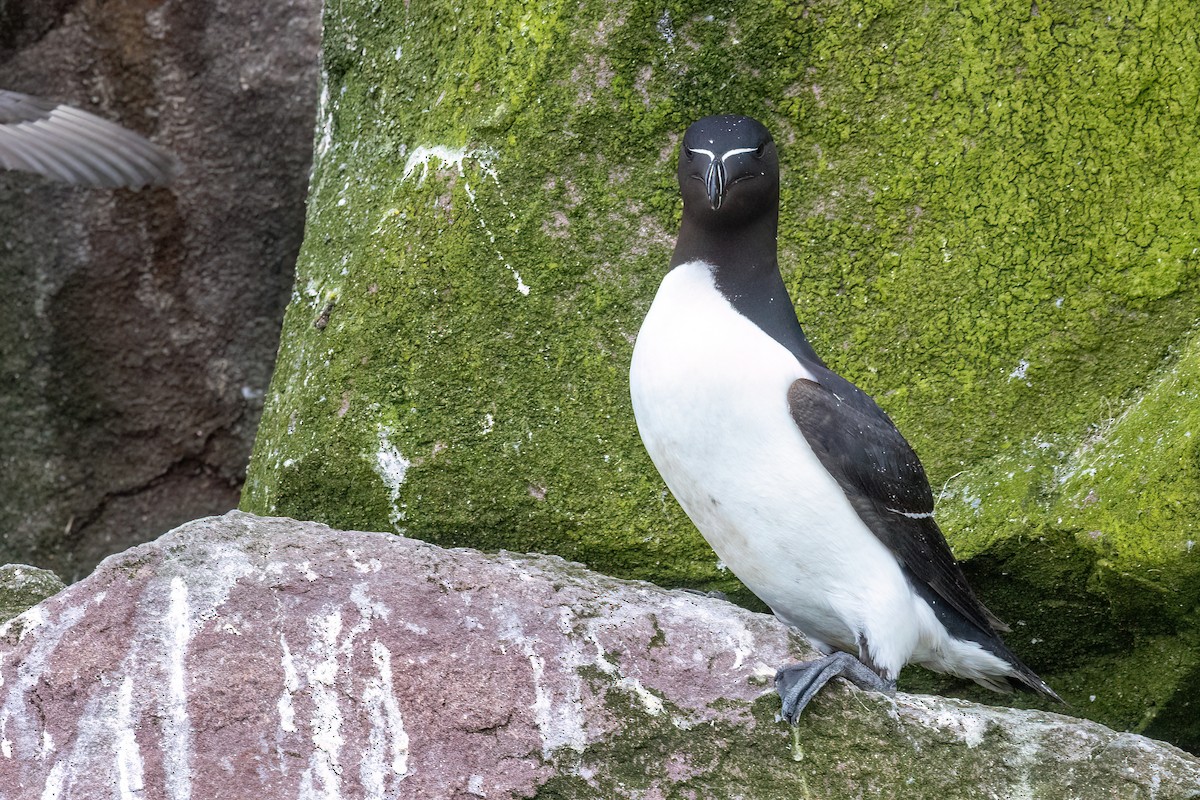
left=400, top=144, right=530, bottom=296
left=39, top=760, right=67, bottom=800
left=375, top=427, right=411, bottom=527
left=0, top=603, right=87, bottom=761
left=401, top=145, right=475, bottom=183
left=521, top=635, right=586, bottom=757
left=115, top=676, right=145, bottom=800
left=278, top=634, right=300, bottom=734
left=585, top=627, right=664, bottom=717
left=360, top=641, right=410, bottom=799
left=305, top=612, right=346, bottom=799
left=164, top=577, right=194, bottom=800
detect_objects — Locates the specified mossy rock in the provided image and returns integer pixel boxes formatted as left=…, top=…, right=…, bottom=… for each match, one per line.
left=243, top=0, right=1200, bottom=751
left=0, top=564, right=65, bottom=624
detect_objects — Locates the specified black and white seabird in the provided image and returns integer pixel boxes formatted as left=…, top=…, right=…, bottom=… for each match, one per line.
left=630, top=114, right=1062, bottom=723
left=0, top=89, right=178, bottom=188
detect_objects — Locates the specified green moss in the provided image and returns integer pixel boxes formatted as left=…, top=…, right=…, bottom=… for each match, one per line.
left=244, top=0, right=1200, bottom=751
left=926, top=331, right=1200, bottom=748
left=0, top=564, right=65, bottom=624
left=532, top=685, right=1199, bottom=798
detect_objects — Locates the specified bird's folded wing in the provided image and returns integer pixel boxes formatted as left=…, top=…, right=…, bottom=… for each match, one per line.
left=787, top=376, right=1008, bottom=635
left=0, top=89, right=178, bottom=188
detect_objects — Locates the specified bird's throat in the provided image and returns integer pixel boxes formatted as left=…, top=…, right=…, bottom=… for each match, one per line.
left=670, top=208, right=778, bottom=274
left=669, top=208, right=825, bottom=369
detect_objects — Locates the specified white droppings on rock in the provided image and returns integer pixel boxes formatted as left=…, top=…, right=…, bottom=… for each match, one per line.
left=348, top=550, right=383, bottom=574
left=3, top=605, right=45, bottom=642
left=115, top=676, right=145, bottom=800
left=360, top=640, right=410, bottom=798
left=315, top=81, right=333, bottom=159
left=375, top=426, right=411, bottom=526
left=524, top=644, right=564, bottom=756
left=351, top=583, right=390, bottom=627
left=512, top=270, right=531, bottom=295
left=656, top=10, right=675, bottom=46
left=751, top=662, right=778, bottom=682
left=278, top=634, right=300, bottom=734
left=401, top=145, right=492, bottom=184
left=725, top=621, right=757, bottom=672
left=586, top=626, right=664, bottom=717
left=896, top=694, right=990, bottom=749
left=39, top=759, right=67, bottom=800
left=665, top=593, right=757, bottom=671
left=302, top=611, right=347, bottom=799
left=402, top=143, right=529, bottom=296
left=0, top=603, right=86, bottom=760
left=496, top=606, right=587, bottom=758
left=164, top=577, right=194, bottom=800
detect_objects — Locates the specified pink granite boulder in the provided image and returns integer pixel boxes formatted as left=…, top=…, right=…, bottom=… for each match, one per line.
left=0, top=511, right=1196, bottom=798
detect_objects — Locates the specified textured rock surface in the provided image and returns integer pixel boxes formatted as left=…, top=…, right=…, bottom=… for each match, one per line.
left=0, top=0, right=320, bottom=579
left=0, top=512, right=1197, bottom=799
left=0, top=564, right=64, bottom=624
left=240, top=0, right=1200, bottom=748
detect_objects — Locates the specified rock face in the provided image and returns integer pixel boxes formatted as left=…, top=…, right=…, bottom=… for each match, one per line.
left=0, top=565, right=64, bottom=625
left=0, top=512, right=1196, bottom=799
left=240, top=0, right=1200, bottom=749
left=0, top=0, right=321, bottom=579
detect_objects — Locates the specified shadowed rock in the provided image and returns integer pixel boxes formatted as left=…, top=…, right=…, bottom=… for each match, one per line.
left=0, top=512, right=1196, bottom=798
left=0, top=0, right=320, bottom=579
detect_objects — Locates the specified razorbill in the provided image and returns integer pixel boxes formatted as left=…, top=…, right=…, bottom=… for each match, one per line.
left=0, top=89, right=178, bottom=188
left=630, top=114, right=1062, bottom=722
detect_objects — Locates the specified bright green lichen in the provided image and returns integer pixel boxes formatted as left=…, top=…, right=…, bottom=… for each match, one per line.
left=244, top=0, right=1200, bottom=750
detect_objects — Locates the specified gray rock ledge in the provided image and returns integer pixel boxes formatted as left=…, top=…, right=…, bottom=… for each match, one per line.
left=0, top=511, right=1196, bottom=799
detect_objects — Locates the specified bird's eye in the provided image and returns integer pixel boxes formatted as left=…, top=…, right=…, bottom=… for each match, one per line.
left=684, top=146, right=695, bottom=161
left=753, top=143, right=766, bottom=159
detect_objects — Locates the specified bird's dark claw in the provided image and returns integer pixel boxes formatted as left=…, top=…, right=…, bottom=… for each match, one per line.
left=775, top=652, right=895, bottom=724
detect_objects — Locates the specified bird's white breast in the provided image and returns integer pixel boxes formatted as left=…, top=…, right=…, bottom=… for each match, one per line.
left=629, top=261, right=923, bottom=665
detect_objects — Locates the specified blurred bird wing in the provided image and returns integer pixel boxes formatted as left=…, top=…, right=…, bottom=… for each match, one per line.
left=0, top=89, right=178, bottom=188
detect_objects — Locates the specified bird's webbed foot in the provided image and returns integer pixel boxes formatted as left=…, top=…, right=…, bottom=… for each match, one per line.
left=774, top=652, right=896, bottom=724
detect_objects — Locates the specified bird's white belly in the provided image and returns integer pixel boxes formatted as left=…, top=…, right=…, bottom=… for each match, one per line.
left=630, top=262, right=922, bottom=664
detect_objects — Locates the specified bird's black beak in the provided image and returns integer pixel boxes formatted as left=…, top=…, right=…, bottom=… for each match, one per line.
left=705, top=160, right=726, bottom=210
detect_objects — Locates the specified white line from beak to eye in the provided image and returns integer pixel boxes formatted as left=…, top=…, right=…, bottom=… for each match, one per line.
left=690, top=148, right=716, bottom=160
left=721, top=146, right=759, bottom=161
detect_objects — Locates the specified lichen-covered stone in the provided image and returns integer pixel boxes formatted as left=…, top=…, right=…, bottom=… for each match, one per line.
left=241, top=0, right=1200, bottom=749
left=0, top=564, right=64, bottom=624
left=1, top=512, right=1197, bottom=798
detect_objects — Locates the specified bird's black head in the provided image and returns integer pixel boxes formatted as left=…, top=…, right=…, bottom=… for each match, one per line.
left=677, top=115, right=778, bottom=227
